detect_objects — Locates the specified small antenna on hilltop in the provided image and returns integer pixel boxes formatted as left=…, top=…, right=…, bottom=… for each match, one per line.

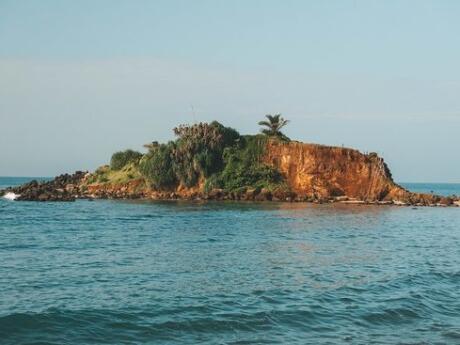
left=190, top=104, right=197, bottom=123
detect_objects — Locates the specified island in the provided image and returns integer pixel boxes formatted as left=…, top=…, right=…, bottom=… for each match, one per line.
left=2, top=116, right=459, bottom=206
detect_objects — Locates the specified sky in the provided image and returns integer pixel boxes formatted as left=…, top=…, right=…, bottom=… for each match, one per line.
left=0, top=0, right=459, bottom=182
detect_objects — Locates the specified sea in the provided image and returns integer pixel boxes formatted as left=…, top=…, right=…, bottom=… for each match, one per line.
left=1, top=177, right=459, bottom=344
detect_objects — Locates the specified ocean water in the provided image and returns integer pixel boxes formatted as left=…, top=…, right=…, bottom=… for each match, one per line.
left=0, top=177, right=51, bottom=190
left=401, top=183, right=460, bottom=198
left=1, top=178, right=460, bottom=345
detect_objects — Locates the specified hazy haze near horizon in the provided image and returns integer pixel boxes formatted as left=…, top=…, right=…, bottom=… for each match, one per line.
left=0, top=0, right=459, bottom=182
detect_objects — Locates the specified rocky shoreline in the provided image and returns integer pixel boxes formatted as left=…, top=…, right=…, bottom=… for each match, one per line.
left=1, top=172, right=87, bottom=202
left=1, top=171, right=459, bottom=207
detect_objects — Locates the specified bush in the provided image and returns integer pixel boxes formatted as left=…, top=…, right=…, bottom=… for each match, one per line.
left=139, top=144, right=177, bottom=189
left=110, top=150, right=143, bottom=170
left=171, top=122, right=240, bottom=187
left=204, top=135, right=285, bottom=192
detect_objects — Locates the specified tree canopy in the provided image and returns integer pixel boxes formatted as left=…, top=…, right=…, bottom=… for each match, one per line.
left=258, top=114, right=289, bottom=140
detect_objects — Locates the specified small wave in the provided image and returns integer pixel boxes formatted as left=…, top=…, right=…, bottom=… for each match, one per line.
left=0, top=307, right=326, bottom=343
left=361, top=307, right=421, bottom=325
left=2, top=192, right=19, bottom=201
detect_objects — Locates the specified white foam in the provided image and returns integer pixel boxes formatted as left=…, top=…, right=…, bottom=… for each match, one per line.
left=3, top=192, right=19, bottom=201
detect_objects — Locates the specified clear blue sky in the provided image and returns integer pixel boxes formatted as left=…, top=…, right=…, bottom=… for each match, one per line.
left=0, top=0, right=459, bottom=182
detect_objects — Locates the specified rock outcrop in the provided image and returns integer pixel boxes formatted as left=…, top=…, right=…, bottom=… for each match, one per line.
left=1, top=171, right=87, bottom=201
left=263, top=141, right=396, bottom=201
left=262, top=140, right=455, bottom=205
left=2, top=141, right=458, bottom=206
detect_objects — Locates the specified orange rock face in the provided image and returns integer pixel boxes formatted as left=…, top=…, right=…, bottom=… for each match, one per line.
left=263, top=140, right=408, bottom=201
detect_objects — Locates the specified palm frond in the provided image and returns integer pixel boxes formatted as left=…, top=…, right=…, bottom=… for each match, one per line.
left=261, top=128, right=273, bottom=135
left=265, top=114, right=276, bottom=123
left=272, top=114, right=281, bottom=122
left=258, top=121, right=272, bottom=127
left=277, top=119, right=289, bottom=129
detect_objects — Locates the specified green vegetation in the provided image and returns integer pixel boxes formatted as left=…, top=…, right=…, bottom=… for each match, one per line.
left=171, top=121, right=240, bottom=187
left=258, top=114, right=290, bottom=141
left=204, top=135, right=284, bottom=192
left=92, top=119, right=291, bottom=194
left=139, top=143, right=176, bottom=189
left=87, top=163, right=143, bottom=184
left=110, top=149, right=143, bottom=170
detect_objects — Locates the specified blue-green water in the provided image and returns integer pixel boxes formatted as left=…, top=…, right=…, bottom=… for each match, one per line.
left=401, top=183, right=460, bottom=198
left=1, top=178, right=460, bottom=344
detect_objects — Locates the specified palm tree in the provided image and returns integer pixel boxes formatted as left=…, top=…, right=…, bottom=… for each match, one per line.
left=258, top=114, right=289, bottom=138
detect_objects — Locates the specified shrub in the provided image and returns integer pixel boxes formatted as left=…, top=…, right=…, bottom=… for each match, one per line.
left=110, top=150, right=143, bottom=170
left=171, top=122, right=240, bottom=187
left=139, top=143, right=177, bottom=189
left=99, top=176, right=109, bottom=183
left=205, top=135, right=285, bottom=192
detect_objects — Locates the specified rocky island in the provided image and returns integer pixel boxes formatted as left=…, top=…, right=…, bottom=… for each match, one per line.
left=2, top=117, right=459, bottom=206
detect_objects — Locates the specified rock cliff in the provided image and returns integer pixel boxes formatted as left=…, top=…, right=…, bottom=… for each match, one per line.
left=262, top=140, right=454, bottom=205
left=263, top=141, right=400, bottom=201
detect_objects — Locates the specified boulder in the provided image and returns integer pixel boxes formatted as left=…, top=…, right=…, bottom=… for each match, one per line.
left=244, top=188, right=257, bottom=201
left=208, top=188, right=224, bottom=200
left=255, top=188, right=272, bottom=201
left=439, top=197, right=454, bottom=206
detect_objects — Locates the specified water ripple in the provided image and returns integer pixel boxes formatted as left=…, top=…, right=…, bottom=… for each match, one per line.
left=1, top=181, right=460, bottom=344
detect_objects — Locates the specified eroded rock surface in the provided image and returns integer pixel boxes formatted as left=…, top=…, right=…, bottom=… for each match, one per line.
left=262, top=140, right=457, bottom=206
